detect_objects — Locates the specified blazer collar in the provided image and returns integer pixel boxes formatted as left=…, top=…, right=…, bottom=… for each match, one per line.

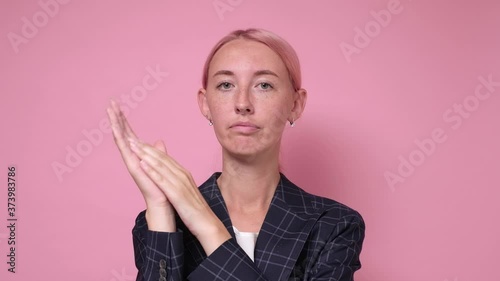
left=199, top=172, right=323, bottom=280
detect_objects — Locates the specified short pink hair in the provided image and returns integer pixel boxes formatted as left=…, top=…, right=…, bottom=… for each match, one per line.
left=202, top=28, right=302, bottom=91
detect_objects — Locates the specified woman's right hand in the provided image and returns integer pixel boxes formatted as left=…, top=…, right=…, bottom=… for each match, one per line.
left=107, top=99, right=176, bottom=232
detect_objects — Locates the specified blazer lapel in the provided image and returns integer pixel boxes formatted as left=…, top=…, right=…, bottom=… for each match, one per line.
left=190, top=172, right=322, bottom=280
left=254, top=174, right=322, bottom=281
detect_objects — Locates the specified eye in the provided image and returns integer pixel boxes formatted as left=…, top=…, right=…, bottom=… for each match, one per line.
left=216, top=82, right=233, bottom=91
left=257, top=82, right=273, bottom=90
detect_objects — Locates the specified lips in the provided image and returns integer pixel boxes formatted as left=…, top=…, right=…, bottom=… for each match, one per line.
left=230, top=121, right=260, bottom=128
left=229, top=121, right=260, bottom=133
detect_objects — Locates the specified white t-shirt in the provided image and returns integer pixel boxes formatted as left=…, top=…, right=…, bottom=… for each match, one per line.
left=233, top=226, right=259, bottom=261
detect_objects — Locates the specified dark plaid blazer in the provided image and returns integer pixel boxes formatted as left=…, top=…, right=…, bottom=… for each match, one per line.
left=132, top=172, right=365, bottom=281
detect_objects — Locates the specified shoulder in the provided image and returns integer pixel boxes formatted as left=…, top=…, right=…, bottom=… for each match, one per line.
left=279, top=173, right=364, bottom=227
left=279, top=174, right=365, bottom=265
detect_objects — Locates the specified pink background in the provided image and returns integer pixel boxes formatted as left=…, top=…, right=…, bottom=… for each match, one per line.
left=1, top=0, right=499, bottom=280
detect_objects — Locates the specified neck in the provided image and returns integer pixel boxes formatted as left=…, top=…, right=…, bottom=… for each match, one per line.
left=217, top=148, right=281, bottom=212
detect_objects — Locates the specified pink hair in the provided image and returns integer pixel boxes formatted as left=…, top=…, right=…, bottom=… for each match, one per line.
left=201, top=28, right=302, bottom=91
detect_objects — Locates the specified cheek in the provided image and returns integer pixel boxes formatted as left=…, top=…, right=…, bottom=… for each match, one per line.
left=207, top=96, right=227, bottom=119
left=265, top=100, right=292, bottom=125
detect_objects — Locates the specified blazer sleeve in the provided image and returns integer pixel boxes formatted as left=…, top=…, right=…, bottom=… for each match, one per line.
left=132, top=209, right=365, bottom=281
left=133, top=210, right=269, bottom=281
left=132, top=210, right=185, bottom=281
left=187, top=238, right=268, bottom=281
left=309, top=210, right=366, bottom=281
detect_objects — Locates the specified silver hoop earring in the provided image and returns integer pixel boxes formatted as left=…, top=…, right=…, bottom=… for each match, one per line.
left=209, top=120, right=213, bottom=126
left=289, top=120, right=295, bottom=127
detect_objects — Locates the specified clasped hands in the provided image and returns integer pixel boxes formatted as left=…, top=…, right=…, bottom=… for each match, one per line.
left=106, top=100, right=231, bottom=255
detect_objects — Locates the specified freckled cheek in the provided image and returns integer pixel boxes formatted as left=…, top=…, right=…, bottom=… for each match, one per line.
left=261, top=108, right=287, bottom=133
left=264, top=104, right=289, bottom=125
left=208, top=101, right=231, bottom=123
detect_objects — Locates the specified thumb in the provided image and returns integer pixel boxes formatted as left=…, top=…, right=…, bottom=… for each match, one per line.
left=153, top=140, right=167, bottom=153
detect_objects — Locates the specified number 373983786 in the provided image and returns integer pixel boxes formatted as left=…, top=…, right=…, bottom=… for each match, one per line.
left=8, top=167, right=16, bottom=216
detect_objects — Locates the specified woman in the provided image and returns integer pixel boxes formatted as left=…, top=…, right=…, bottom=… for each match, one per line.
left=107, top=28, right=365, bottom=281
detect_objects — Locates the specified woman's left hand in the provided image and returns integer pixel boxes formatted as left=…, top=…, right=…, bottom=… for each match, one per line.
left=127, top=138, right=232, bottom=255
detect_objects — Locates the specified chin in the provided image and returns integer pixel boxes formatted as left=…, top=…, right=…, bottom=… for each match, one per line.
left=223, top=141, right=279, bottom=161
left=226, top=146, right=260, bottom=158
left=219, top=141, right=260, bottom=158
left=217, top=134, right=279, bottom=158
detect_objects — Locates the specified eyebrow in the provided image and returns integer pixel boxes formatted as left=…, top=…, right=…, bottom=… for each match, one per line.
left=212, top=69, right=279, bottom=78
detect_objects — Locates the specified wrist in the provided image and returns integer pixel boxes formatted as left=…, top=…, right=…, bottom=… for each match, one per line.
left=145, top=207, right=176, bottom=232
left=196, top=222, right=232, bottom=256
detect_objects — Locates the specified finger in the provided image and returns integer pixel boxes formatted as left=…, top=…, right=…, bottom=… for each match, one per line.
left=130, top=139, right=184, bottom=172
left=107, top=106, right=128, bottom=149
left=106, top=105, right=125, bottom=144
left=138, top=159, right=170, bottom=188
left=131, top=141, right=200, bottom=199
left=107, top=105, right=141, bottom=169
left=129, top=140, right=193, bottom=189
left=132, top=142, right=207, bottom=219
left=107, top=119, right=160, bottom=194
left=120, top=113, right=140, bottom=141
left=109, top=99, right=125, bottom=132
left=110, top=98, right=122, bottom=117
left=132, top=143, right=179, bottom=196
left=108, top=102, right=170, bottom=206
left=154, top=140, right=168, bottom=153
left=139, top=154, right=207, bottom=225
left=108, top=100, right=128, bottom=140
left=110, top=99, right=137, bottom=141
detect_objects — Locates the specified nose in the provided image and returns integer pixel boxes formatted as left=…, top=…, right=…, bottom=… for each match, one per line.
left=234, top=89, right=254, bottom=115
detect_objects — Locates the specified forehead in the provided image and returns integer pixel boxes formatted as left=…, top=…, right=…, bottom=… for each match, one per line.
left=209, top=39, right=287, bottom=75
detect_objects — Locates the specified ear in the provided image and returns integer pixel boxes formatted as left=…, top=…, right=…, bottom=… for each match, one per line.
left=290, top=88, right=307, bottom=121
left=197, top=88, right=210, bottom=120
